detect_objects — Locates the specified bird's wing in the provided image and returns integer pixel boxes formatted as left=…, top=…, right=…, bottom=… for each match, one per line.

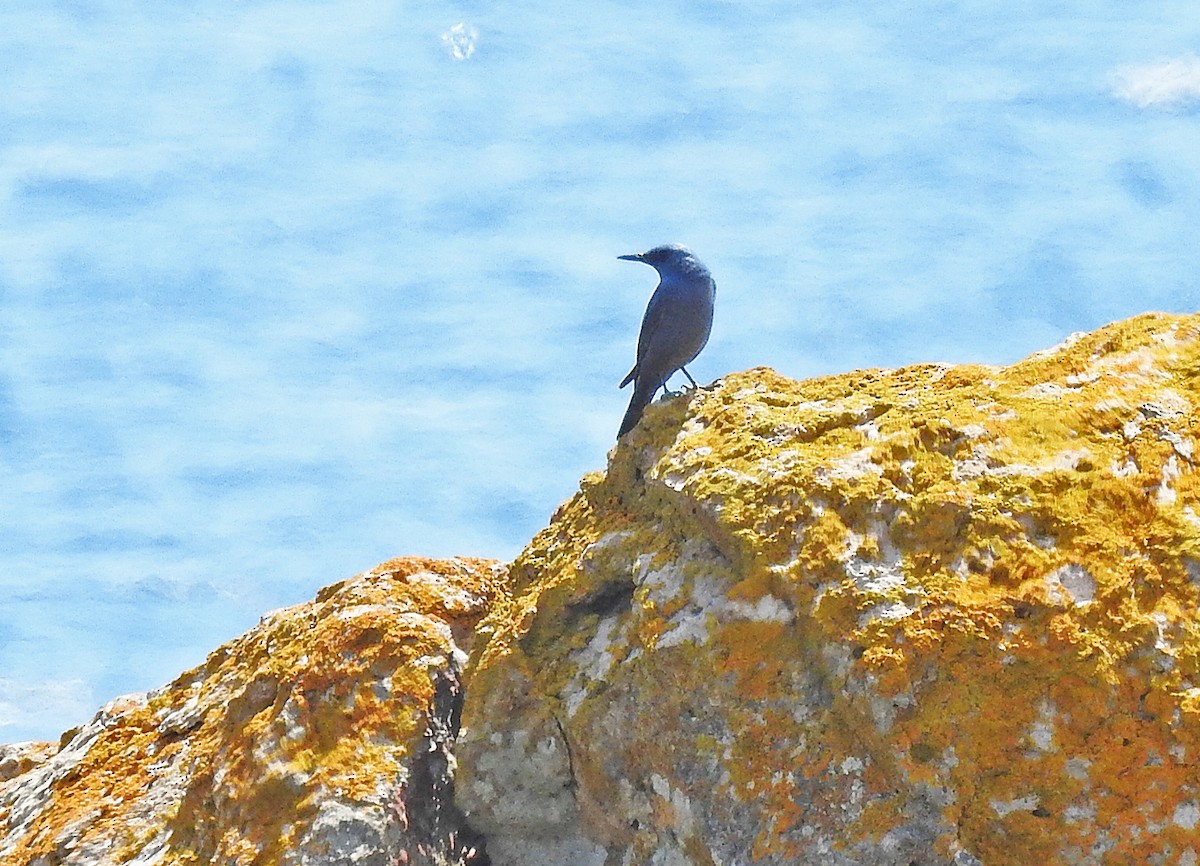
left=635, top=288, right=670, bottom=364
left=619, top=286, right=669, bottom=389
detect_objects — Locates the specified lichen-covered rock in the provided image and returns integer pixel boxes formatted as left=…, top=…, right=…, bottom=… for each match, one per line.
left=457, top=313, right=1200, bottom=866
left=0, top=744, right=56, bottom=786
left=9, top=313, right=1200, bottom=866
left=0, top=556, right=501, bottom=866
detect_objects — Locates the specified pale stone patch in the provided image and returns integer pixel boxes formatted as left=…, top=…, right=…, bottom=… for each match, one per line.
left=1174, top=801, right=1200, bottom=831
left=582, top=531, right=635, bottom=563
left=817, top=447, right=884, bottom=484
left=990, top=794, right=1040, bottom=818
left=1028, top=331, right=1088, bottom=359
left=650, top=773, right=697, bottom=835
left=1157, top=453, right=1181, bottom=505
left=726, top=594, right=793, bottom=624
left=1142, top=391, right=1191, bottom=419
left=1111, top=457, right=1139, bottom=478
left=568, top=619, right=619, bottom=707
left=1047, top=449, right=1093, bottom=471
left=863, top=601, right=915, bottom=622
left=855, top=420, right=881, bottom=440
left=1064, top=757, right=1091, bottom=780
left=1160, top=428, right=1195, bottom=460
left=1045, top=564, right=1096, bottom=606
left=405, top=569, right=488, bottom=611
left=1150, top=612, right=1174, bottom=656
left=702, top=466, right=762, bottom=489
left=1089, top=347, right=1173, bottom=383
left=839, top=756, right=866, bottom=774
left=1093, top=397, right=1133, bottom=413
left=952, top=456, right=991, bottom=481
left=842, top=522, right=919, bottom=626
left=1019, top=382, right=1073, bottom=399
left=653, top=568, right=793, bottom=650
left=1066, top=370, right=1100, bottom=386
left=1030, top=701, right=1056, bottom=751
left=958, top=448, right=1092, bottom=480
left=1064, top=802, right=1097, bottom=825
left=842, top=523, right=904, bottom=593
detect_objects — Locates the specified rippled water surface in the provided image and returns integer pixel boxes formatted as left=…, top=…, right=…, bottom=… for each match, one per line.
left=1, top=0, right=1198, bottom=740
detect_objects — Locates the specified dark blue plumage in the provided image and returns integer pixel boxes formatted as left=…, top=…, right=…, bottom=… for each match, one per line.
left=616, top=244, right=716, bottom=439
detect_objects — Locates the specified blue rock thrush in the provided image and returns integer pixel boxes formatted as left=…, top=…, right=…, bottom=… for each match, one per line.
left=616, top=244, right=716, bottom=439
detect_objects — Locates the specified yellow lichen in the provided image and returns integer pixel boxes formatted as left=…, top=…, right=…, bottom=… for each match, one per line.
left=464, top=313, right=1200, bottom=864
left=1, top=556, right=500, bottom=865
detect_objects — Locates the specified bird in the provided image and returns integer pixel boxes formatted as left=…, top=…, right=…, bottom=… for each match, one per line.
left=616, top=244, right=716, bottom=439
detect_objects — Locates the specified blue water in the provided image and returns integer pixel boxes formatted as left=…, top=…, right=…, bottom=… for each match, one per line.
left=1, top=0, right=1198, bottom=741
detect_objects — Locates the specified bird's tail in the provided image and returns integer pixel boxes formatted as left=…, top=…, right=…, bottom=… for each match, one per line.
left=617, top=380, right=656, bottom=439
left=619, top=363, right=637, bottom=389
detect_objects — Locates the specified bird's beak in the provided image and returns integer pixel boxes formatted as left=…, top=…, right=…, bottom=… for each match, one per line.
left=617, top=253, right=643, bottom=262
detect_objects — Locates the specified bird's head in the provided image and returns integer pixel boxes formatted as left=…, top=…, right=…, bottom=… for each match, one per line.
left=618, top=244, right=705, bottom=277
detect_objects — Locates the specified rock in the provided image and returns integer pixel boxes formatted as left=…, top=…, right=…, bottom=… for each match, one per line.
left=0, top=744, right=55, bottom=785
left=456, top=313, right=1200, bottom=866
left=7, top=313, right=1200, bottom=865
left=0, top=557, right=501, bottom=866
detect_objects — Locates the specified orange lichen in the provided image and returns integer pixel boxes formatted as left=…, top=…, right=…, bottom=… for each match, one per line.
left=462, top=313, right=1200, bottom=865
left=0, top=556, right=501, bottom=865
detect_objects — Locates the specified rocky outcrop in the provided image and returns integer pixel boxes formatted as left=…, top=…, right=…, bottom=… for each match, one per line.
left=6, top=313, right=1200, bottom=865
left=0, top=557, right=501, bottom=865
left=457, top=313, right=1200, bottom=866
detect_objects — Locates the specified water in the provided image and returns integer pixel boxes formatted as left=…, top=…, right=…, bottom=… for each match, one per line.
left=1, top=0, right=1198, bottom=741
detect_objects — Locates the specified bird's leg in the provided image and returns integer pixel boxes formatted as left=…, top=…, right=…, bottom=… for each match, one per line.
left=662, top=367, right=699, bottom=398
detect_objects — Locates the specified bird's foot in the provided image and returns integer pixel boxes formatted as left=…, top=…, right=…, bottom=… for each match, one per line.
left=663, top=382, right=702, bottom=399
